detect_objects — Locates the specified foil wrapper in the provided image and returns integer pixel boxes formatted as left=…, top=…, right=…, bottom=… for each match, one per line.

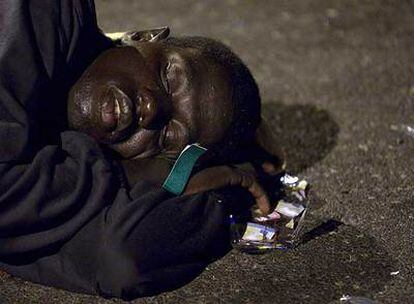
left=230, top=173, right=310, bottom=253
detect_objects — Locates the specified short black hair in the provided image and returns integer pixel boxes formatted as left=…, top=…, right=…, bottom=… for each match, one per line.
left=163, top=36, right=261, bottom=164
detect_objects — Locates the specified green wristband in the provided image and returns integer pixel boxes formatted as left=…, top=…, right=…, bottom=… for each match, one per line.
left=162, top=143, right=207, bottom=195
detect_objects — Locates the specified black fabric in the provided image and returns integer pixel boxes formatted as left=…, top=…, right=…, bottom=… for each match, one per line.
left=0, top=1, right=249, bottom=299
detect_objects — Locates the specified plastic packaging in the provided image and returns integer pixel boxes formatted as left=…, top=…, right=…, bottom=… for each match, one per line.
left=230, top=173, right=310, bottom=253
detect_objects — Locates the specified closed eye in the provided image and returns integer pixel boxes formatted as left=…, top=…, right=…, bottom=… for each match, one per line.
left=161, top=61, right=171, bottom=95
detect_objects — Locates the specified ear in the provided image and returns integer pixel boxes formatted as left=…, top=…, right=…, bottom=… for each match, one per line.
left=254, top=117, right=285, bottom=174
left=121, top=27, right=170, bottom=45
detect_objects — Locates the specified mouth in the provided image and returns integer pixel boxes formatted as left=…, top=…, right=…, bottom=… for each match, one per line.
left=101, top=95, right=120, bottom=130
left=100, top=86, right=134, bottom=141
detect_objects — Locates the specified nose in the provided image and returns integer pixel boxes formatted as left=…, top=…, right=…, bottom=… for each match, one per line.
left=137, top=89, right=171, bottom=130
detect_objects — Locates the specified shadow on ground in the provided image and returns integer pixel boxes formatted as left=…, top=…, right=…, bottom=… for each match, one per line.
left=216, top=224, right=395, bottom=304
left=262, top=103, right=339, bottom=173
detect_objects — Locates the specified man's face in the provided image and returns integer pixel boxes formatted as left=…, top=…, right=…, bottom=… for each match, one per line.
left=68, top=42, right=234, bottom=159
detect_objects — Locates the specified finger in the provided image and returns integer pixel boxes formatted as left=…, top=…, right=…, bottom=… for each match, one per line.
left=248, top=182, right=271, bottom=215
left=261, top=161, right=278, bottom=175
left=237, top=171, right=271, bottom=215
left=261, top=161, right=284, bottom=176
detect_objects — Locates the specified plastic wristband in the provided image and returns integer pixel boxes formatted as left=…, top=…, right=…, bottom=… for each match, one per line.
left=162, top=143, right=207, bottom=195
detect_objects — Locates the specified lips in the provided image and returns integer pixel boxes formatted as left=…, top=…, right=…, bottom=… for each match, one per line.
left=100, top=86, right=134, bottom=138
left=101, top=95, right=119, bottom=131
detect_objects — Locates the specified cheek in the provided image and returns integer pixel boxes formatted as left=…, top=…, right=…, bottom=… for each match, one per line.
left=170, top=83, right=198, bottom=138
left=197, top=101, right=233, bottom=146
left=67, top=100, right=93, bottom=135
left=202, top=66, right=233, bottom=132
left=213, top=105, right=233, bottom=136
left=207, top=83, right=233, bottom=126
left=209, top=90, right=234, bottom=141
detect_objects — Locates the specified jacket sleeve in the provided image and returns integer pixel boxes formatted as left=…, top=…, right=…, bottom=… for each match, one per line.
left=0, top=0, right=115, bottom=257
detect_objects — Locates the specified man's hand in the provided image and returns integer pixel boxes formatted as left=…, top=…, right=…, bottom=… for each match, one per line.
left=184, top=165, right=271, bottom=215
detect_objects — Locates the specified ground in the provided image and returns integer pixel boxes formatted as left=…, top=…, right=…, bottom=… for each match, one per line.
left=0, top=0, right=413, bottom=303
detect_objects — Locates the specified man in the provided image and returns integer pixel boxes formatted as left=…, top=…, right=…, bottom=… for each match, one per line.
left=0, top=0, right=280, bottom=300
left=68, top=30, right=276, bottom=207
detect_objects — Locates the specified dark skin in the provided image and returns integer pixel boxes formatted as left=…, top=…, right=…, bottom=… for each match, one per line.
left=68, top=28, right=283, bottom=214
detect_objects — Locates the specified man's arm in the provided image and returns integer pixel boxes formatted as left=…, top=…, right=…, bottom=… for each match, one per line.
left=122, top=157, right=271, bottom=214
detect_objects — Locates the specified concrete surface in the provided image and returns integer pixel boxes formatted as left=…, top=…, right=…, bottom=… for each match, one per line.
left=1, top=0, right=413, bottom=303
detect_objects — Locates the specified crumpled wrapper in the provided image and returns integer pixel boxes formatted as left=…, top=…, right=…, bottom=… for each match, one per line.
left=230, top=173, right=310, bottom=253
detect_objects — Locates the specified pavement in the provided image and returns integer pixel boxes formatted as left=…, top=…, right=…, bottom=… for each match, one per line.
left=0, top=0, right=413, bottom=303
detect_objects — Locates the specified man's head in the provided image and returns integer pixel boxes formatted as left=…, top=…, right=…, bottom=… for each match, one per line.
left=68, top=31, right=261, bottom=162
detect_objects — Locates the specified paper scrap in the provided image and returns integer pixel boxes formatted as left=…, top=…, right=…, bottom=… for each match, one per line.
left=242, top=222, right=276, bottom=241
left=297, top=180, right=308, bottom=191
left=280, top=174, right=299, bottom=185
left=275, top=200, right=305, bottom=218
left=286, top=219, right=295, bottom=229
left=254, top=211, right=281, bottom=222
